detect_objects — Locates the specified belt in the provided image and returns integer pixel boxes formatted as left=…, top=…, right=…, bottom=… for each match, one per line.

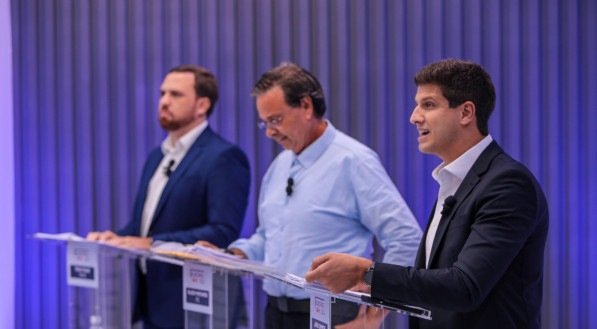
left=267, top=295, right=310, bottom=313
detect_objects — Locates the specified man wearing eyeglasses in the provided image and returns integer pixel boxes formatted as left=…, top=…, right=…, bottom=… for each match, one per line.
left=199, top=62, right=422, bottom=328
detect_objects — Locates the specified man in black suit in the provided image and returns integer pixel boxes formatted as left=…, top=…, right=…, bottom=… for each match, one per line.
left=88, top=65, right=250, bottom=328
left=306, top=59, right=548, bottom=329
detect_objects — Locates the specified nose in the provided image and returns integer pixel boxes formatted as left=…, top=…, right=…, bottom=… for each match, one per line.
left=409, top=106, right=422, bottom=125
left=160, top=94, right=171, bottom=107
left=264, top=126, right=277, bottom=138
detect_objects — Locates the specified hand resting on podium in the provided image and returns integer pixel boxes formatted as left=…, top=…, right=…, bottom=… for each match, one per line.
left=195, top=240, right=248, bottom=259
left=87, top=230, right=153, bottom=250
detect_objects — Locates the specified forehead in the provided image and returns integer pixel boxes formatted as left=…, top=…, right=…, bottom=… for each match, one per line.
left=415, top=84, right=446, bottom=102
left=161, top=72, right=195, bottom=90
left=255, top=86, right=289, bottom=117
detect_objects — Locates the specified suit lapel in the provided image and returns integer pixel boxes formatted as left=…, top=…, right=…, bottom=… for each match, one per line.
left=149, top=127, right=214, bottom=230
left=415, top=207, right=436, bottom=268
left=135, top=152, right=163, bottom=223
left=426, top=142, right=503, bottom=267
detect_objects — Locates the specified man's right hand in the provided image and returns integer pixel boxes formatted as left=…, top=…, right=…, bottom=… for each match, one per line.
left=305, top=252, right=372, bottom=294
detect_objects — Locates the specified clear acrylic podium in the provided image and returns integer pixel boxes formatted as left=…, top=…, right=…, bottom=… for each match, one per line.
left=29, top=234, right=136, bottom=328
left=67, top=241, right=136, bottom=329
left=34, top=233, right=430, bottom=329
left=33, top=234, right=257, bottom=329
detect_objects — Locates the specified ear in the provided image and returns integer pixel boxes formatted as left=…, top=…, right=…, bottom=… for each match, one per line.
left=301, top=96, right=314, bottom=119
left=195, top=97, right=210, bottom=118
left=460, top=101, right=476, bottom=126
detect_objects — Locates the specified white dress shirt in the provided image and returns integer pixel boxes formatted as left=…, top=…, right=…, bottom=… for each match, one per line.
left=425, top=135, right=493, bottom=268
left=139, top=121, right=207, bottom=237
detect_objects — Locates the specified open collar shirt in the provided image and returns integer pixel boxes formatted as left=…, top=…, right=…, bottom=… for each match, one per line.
left=425, top=134, right=493, bottom=267
left=140, top=121, right=208, bottom=237
left=230, top=121, right=422, bottom=298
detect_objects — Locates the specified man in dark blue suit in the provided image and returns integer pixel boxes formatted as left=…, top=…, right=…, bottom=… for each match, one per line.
left=88, top=65, right=250, bottom=328
left=306, top=59, right=549, bottom=329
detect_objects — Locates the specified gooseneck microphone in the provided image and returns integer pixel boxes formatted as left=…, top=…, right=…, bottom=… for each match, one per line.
left=441, top=195, right=457, bottom=216
left=164, top=159, right=176, bottom=177
left=286, top=177, right=294, bottom=196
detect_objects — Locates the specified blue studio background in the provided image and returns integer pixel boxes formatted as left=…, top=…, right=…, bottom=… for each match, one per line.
left=9, top=0, right=597, bottom=328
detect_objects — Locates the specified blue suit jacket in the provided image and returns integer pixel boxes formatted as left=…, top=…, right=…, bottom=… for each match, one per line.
left=118, top=126, right=250, bottom=328
left=372, top=142, right=548, bottom=329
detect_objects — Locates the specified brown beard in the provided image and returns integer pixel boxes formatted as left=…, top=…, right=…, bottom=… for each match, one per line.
left=159, top=116, right=181, bottom=131
left=159, top=114, right=198, bottom=132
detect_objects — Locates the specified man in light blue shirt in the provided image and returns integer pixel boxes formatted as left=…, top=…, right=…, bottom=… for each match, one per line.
left=224, top=62, right=421, bottom=328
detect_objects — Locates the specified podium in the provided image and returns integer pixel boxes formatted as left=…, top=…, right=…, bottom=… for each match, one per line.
left=34, top=233, right=430, bottom=329
left=65, top=240, right=136, bottom=328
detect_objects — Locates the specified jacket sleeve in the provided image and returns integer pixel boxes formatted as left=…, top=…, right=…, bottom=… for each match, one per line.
left=152, top=146, right=251, bottom=247
left=372, top=167, right=548, bottom=311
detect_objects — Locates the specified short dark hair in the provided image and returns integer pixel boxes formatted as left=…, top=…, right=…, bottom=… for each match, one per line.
left=414, top=59, right=496, bottom=135
left=168, top=64, right=219, bottom=117
left=252, top=62, right=326, bottom=117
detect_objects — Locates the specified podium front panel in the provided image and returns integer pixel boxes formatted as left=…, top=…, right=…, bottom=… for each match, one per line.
left=68, top=245, right=134, bottom=329
left=185, top=269, right=257, bottom=329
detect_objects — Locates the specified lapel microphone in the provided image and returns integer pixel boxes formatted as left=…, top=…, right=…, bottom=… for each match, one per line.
left=286, top=177, right=294, bottom=196
left=164, top=159, right=176, bottom=177
left=441, top=195, right=457, bottom=216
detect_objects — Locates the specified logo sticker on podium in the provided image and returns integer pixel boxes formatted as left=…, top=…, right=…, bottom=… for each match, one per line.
left=183, top=262, right=213, bottom=314
left=66, top=241, right=99, bottom=288
left=310, top=293, right=331, bottom=329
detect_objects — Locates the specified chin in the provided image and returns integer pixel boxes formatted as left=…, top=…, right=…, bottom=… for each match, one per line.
left=278, top=140, right=293, bottom=150
left=418, top=144, right=434, bottom=155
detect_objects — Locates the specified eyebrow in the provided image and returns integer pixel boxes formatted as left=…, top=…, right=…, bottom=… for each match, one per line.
left=415, top=96, right=436, bottom=102
left=265, top=113, right=283, bottom=120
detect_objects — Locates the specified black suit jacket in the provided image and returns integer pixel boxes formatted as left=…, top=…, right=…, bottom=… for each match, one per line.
left=118, top=126, right=251, bottom=328
left=372, top=142, right=548, bottom=329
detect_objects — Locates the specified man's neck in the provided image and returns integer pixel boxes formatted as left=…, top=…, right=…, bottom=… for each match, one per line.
left=296, top=119, right=327, bottom=155
left=168, top=120, right=203, bottom=146
left=310, top=119, right=328, bottom=143
left=442, top=132, right=485, bottom=165
left=442, top=134, right=486, bottom=165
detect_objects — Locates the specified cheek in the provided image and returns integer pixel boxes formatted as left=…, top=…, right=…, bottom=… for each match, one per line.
left=276, top=124, right=294, bottom=137
left=435, top=120, right=458, bottom=141
left=431, top=121, right=447, bottom=138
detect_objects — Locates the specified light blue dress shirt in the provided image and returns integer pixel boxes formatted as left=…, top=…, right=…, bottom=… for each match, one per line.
left=230, top=121, right=422, bottom=298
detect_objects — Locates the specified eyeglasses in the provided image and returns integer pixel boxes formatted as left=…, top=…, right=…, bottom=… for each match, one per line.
left=257, top=114, right=284, bottom=130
